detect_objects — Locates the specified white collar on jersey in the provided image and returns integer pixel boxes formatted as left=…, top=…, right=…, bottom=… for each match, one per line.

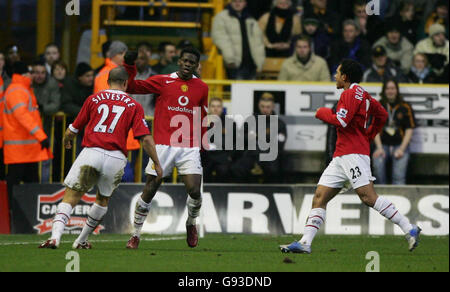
left=350, top=83, right=359, bottom=89
left=169, top=72, right=198, bottom=79
left=104, top=89, right=127, bottom=95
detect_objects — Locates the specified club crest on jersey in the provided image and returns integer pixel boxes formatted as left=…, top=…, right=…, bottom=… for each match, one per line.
left=181, top=85, right=189, bottom=92
left=33, top=188, right=104, bottom=235
left=151, top=163, right=156, bottom=170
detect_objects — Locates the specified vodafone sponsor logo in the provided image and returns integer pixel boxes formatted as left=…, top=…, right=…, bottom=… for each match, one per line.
left=168, top=96, right=193, bottom=114
left=33, top=189, right=104, bottom=235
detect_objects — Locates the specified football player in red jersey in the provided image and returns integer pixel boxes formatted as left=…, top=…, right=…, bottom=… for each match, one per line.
left=280, top=59, right=421, bottom=254
left=39, top=67, right=162, bottom=249
left=123, top=47, right=209, bottom=249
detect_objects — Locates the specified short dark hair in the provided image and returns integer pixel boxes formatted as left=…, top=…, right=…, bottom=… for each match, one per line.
left=158, top=41, right=175, bottom=54
left=180, top=46, right=201, bottom=63
left=51, top=60, right=68, bottom=75
left=32, top=60, right=46, bottom=67
left=45, top=42, right=59, bottom=51
left=294, top=35, right=312, bottom=47
left=137, top=41, right=152, bottom=52
left=108, top=66, right=129, bottom=84
left=339, top=59, right=363, bottom=83
left=13, top=61, right=29, bottom=75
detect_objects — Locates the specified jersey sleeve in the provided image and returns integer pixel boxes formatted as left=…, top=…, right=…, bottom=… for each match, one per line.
left=124, top=64, right=162, bottom=95
left=367, top=97, right=388, bottom=140
left=131, top=103, right=151, bottom=139
left=315, top=90, right=360, bottom=128
left=70, top=98, right=91, bottom=133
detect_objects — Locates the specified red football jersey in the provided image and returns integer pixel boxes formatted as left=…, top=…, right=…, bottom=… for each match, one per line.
left=316, top=83, right=388, bottom=157
left=70, top=89, right=150, bottom=156
left=124, top=64, right=209, bottom=148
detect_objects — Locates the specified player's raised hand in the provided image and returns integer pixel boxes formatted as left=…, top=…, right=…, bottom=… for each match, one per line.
left=124, top=51, right=138, bottom=66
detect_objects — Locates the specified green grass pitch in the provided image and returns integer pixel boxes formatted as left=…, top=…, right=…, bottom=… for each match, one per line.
left=0, top=234, right=448, bottom=272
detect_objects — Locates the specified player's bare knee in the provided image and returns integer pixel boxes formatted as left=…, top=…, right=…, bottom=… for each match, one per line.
left=187, top=186, right=201, bottom=200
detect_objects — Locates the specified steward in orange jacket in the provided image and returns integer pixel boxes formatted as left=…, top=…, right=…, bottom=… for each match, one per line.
left=0, top=75, right=4, bottom=179
left=3, top=72, right=52, bottom=164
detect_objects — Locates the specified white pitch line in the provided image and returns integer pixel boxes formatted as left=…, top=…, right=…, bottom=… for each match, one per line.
left=0, top=236, right=184, bottom=246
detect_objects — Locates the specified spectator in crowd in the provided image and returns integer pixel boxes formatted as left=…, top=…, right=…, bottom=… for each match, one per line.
left=303, top=0, right=341, bottom=39
left=407, top=53, right=439, bottom=83
left=202, top=97, right=235, bottom=183
left=94, top=40, right=112, bottom=75
left=372, top=79, right=416, bottom=185
left=159, top=39, right=195, bottom=75
left=373, top=22, right=415, bottom=74
left=258, top=0, right=302, bottom=57
left=94, top=40, right=127, bottom=94
left=363, top=45, right=407, bottom=83
left=61, top=62, right=94, bottom=117
left=132, top=51, right=157, bottom=117
left=414, top=23, right=449, bottom=77
left=212, top=0, right=265, bottom=80
left=278, top=35, right=330, bottom=81
left=385, top=0, right=420, bottom=45
left=3, top=62, right=51, bottom=199
left=51, top=60, right=68, bottom=87
left=3, top=45, right=21, bottom=78
left=43, top=43, right=60, bottom=75
left=152, top=41, right=177, bottom=75
left=328, top=19, right=372, bottom=74
left=0, top=59, right=4, bottom=180
left=421, top=0, right=448, bottom=38
left=136, top=41, right=153, bottom=60
left=61, top=62, right=94, bottom=156
left=0, top=52, right=10, bottom=88
left=31, top=60, right=62, bottom=183
left=352, top=0, right=384, bottom=45
left=301, top=17, right=330, bottom=59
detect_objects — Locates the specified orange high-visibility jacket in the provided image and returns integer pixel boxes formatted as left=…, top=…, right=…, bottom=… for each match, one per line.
left=0, top=76, right=4, bottom=148
left=94, top=58, right=141, bottom=151
left=2, top=74, right=52, bottom=164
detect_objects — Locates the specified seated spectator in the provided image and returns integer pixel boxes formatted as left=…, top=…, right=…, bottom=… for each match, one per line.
left=258, top=0, right=302, bottom=57
left=385, top=0, right=420, bottom=45
left=352, top=0, right=384, bottom=45
left=303, top=0, right=341, bottom=39
left=372, top=79, right=416, bottom=185
left=230, top=93, right=287, bottom=183
left=212, top=0, right=265, bottom=80
left=407, top=53, right=439, bottom=84
left=152, top=41, right=177, bottom=75
left=202, top=97, right=235, bottom=183
left=51, top=60, right=68, bottom=87
left=421, top=0, right=448, bottom=39
left=362, top=45, right=407, bottom=83
left=61, top=62, right=94, bottom=117
left=301, top=17, right=330, bottom=59
left=278, top=35, right=330, bottom=81
left=414, top=23, right=449, bottom=77
left=373, top=22, right=414, bottom=74
left=328, top=19, right=372, bottom=74
left=44, top=43, right=61, bottom=75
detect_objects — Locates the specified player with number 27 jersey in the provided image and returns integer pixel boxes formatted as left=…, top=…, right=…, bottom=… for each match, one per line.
left=70, top=89, right=150, bottom=157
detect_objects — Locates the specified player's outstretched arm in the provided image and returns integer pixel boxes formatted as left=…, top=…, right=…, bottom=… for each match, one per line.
left=141, top=135, right=163, bottom=178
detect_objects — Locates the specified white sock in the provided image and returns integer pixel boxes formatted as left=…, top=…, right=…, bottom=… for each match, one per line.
left=51, top=202, right=72, bottom=244
left=76, top=203, right=107, bottom=243
left=133, top=197, right=151, bottom=237
left=186, top=196, right=202, bottom=226
left=373, top=196, right=412, bottom=234
left=299, top=208, right=326, bottom=246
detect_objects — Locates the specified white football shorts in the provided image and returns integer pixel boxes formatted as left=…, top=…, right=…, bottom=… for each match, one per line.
left=64, top=147, right=127, bottom=197
left=318, top=154, right=376, bottom=190
left=145, top=145, right=203, bottom=178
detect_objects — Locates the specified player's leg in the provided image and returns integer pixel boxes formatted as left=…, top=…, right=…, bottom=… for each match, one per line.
left=181, top=174, right=202, bottom=248
left=73, top=153, right=126, bottom=249
left=39, top=187, right=85, bottom=249
left=355, top=182, right=421, bottom=251
left=281, top=158, right=346, bottom=254
left=72, top=192, right=110, bottom=249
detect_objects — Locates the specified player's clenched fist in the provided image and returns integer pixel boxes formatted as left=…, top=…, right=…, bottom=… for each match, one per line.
left=124, top=51, right=138, bottom=66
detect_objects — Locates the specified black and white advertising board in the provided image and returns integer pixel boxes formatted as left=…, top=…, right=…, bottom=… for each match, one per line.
left=11, top=184, right=449, bottom=236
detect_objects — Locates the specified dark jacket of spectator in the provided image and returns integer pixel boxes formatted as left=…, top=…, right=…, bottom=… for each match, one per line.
left=329, top=36, right=372, bottom=73
left=61, top=76, right=93, bottom=117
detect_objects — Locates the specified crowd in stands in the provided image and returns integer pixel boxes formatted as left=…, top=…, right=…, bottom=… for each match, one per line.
left=0, top=0, right=447, bottom=191
left=212, top=0, right=449, bottom=84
